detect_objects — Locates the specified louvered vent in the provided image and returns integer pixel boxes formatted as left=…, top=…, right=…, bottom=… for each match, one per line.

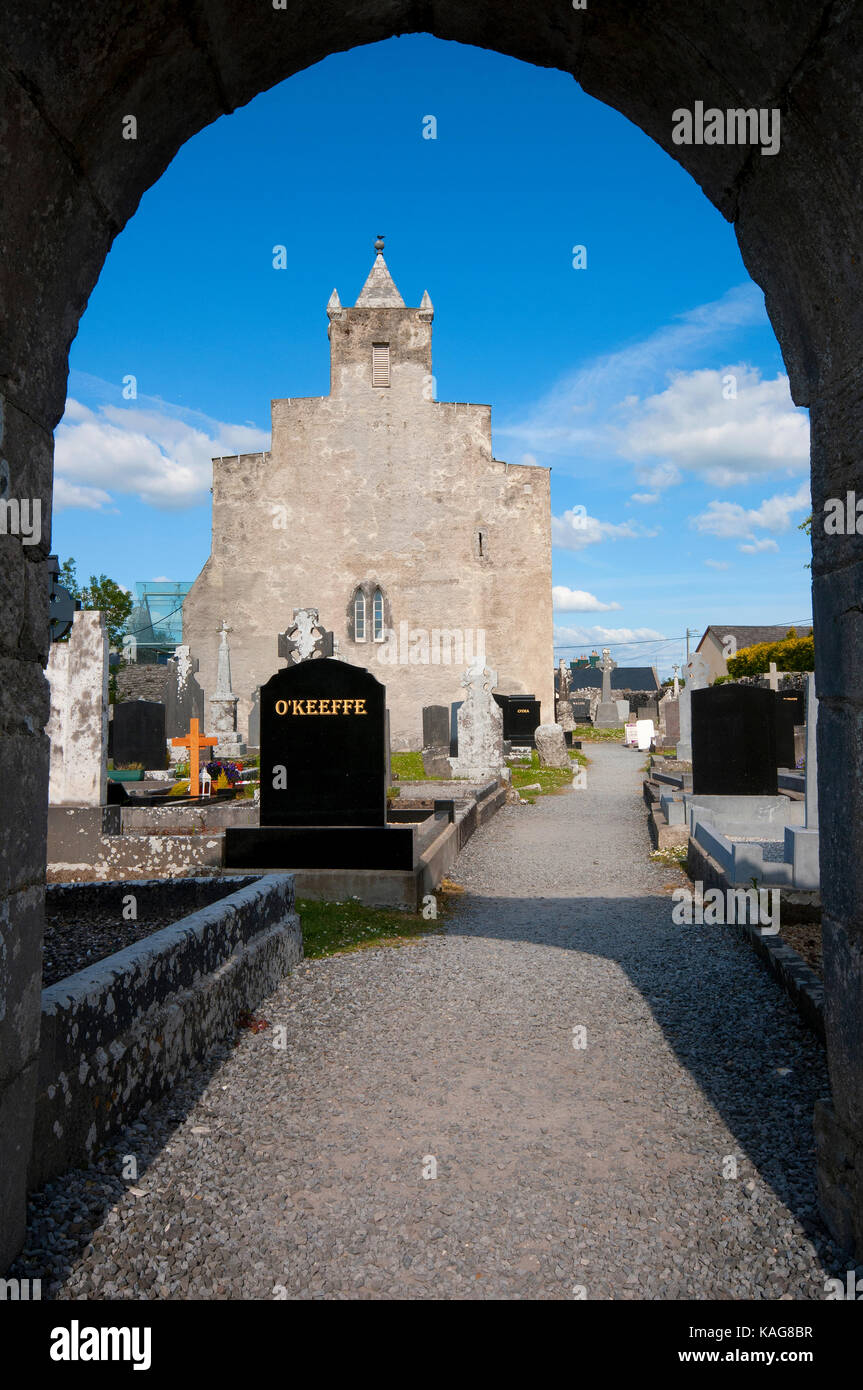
left=372, top=343, right=390, bottom=387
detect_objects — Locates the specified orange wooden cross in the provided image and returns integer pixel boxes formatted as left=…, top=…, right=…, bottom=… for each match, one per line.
left=171, top=718, right=218, bottom=797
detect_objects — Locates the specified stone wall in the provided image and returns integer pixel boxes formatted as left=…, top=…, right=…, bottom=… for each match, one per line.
left=115, top=664, right=170, bottom=704
left=30, top=874, right=302, bottom=1187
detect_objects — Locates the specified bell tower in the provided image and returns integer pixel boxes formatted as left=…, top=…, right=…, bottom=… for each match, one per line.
left=326, top=236, right=434, bottom=402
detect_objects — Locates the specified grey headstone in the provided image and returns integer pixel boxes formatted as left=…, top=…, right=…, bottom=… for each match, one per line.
left=535, top=723, right=569, bottom=768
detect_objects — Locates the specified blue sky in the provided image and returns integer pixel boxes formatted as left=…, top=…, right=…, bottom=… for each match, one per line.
left=54, top=35, right=813, bottom=677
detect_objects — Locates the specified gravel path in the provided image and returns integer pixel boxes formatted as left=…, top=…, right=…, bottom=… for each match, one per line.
left=16, top=744, right=853, bottom=1299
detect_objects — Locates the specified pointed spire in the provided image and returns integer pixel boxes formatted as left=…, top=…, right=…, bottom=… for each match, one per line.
left=418, top=289, right=434, bottom=321
left=355, top=235, right=405, bottom=308
left=326, top=287, right=343, bottom=319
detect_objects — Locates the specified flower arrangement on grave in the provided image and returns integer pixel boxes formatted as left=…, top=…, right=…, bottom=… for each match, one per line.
left=204, top=759, right=242, bottom=785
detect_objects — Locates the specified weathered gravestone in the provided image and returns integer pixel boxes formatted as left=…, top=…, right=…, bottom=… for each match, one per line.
left=662, top=694, right=680, bottom=745
left=535, top=723, right=569, bottom=768
left=165, top=644, right=204, bottom=740
left=209, top=619, right=246, bottom=759
left=493, top=693, right=541, bottom=745
left=691, top=685, right=778, bottom=795
left=224, top=657, right=413, bottom=869
left=47, top=609, right=108, bottom=805
left=112, top=699, right=167, bottom=771
left=450, top=660, right=505, bottom=780
left=555, top=659, right=575, bottom=731
left=677, top=652, right=710, bottom=761
left=422, top=704, right=451, bottom=778
left=774, top=689, right=805, bottom=768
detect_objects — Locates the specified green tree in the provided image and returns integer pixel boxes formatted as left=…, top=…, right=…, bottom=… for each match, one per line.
left=799, top=511, right=812, bottom=570
left=726, top=628, right=814, bottom=677
left=59, top=558, right=133, bottom=649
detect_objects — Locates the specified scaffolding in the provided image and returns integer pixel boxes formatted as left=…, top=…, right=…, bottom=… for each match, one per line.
left=124, top=581, right=192, bottom=662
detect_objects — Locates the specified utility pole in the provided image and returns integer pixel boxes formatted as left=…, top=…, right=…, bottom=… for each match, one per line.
left=685, top=627, right=699, bottom=668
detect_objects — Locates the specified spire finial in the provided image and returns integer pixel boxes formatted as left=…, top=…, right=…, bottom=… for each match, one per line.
left=374, top=234, right=385, bottom=254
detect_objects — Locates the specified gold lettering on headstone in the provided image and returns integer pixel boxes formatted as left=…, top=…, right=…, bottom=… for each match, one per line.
left=273, top=696, right=370, bottom=715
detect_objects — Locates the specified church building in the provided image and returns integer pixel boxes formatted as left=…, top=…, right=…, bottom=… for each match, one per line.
left=183, top=241, right=554, bottom=749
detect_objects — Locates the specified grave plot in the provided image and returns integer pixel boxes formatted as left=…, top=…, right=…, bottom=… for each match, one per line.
left=42, top=878, right=255, bottom=987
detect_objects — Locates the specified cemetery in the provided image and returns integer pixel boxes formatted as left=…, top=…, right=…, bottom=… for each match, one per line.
left=5, top=0, right=863, bottom=1320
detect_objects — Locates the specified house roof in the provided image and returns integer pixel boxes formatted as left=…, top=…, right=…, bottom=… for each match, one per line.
left=699, top=624, right=813, bottom=652
left=568, top=666, right=660, bottom=692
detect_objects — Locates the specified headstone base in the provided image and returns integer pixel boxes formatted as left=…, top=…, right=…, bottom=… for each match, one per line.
left=225, top=824, right=415, bottom=870
left=595, top=702, right=623, bottom=728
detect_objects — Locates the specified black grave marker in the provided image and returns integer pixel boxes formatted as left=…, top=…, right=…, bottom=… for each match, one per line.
left=692, top=685, right=777, bottom=795
left=112, top=700, right=166, bottom=770
left=259, top=657, right=386, bottom=827
left=493, top=693, right=541, bottom=745
left=422, top=704, right=450, bottom=750
left=774, top=690, right=805, bottom=768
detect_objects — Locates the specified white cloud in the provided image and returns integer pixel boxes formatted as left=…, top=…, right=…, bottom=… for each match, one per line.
left=551, top=507, right=658, bottom=551
left=552, top=586, right=621, bottom=613
left=497, top=284, right=768, bottom=460
left=54, top=396, right=270, bottom=511
left=554, top=623, right=666, bottom=645
left=739, top=538, right=780, bottom=554
left=635, top=463, right=681, bottom=490
left=52, top=477, right=116, bottom=511
left=705, top=558, right=730, bottom=570
left=621, top=367, right=809, bottom=486
left=630, top=492, right=659, bottom=505
left=691, top=481, right=810, bottom=552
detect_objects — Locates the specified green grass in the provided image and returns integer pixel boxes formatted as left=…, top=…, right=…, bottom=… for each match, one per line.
left=391, top=750, right=428, bottom=781
left=297, top=895, right=448, bottom=958
left=508, top=749, right=585, bottom=803
left=572, top=724, right=624, bottom=742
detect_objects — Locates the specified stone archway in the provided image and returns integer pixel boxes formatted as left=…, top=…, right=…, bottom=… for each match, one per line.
left=2, top=1, right=861, bottom=1266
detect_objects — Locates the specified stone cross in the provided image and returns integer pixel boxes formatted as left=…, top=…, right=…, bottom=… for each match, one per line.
left=279, top=607, right=334, bottom=664
left=215, top=619, right=234, bottom=698
left=768, top=661, right=779, bottom=691
left=558, top=657, right=572, bottom=698
left=449, top=658, right=504, bottom=780
left=599, top=647, right=617, bottom=703
left=171, top=717, right=217, bottom=797
left=672, top=663, right=680, bottom=698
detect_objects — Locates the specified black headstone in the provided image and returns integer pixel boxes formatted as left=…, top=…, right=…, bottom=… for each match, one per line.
left=449, top=701, right=462, bottom=757
left=422, top=704, right=450, bottom=749
left=112, top=700, right=167, bottom=770
left=774, top=690, right=804, bottom=768
left=570, top=698, right=592, bottom=722
left=493, top=693, right=541, bottom=744
left=692, top=686, right=778, bottom=795
left=259, top=657, right=386, bottom=827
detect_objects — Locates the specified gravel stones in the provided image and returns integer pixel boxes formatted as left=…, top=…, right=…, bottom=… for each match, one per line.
left=12, top=745, right=859, bottom=1299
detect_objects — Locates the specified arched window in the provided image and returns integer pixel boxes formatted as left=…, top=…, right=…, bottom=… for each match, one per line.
left=373, top=588, right=384, bottom=641
left=353, top=589, right=366, bottom=642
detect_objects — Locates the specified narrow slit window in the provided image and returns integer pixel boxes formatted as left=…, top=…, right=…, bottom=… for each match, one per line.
left=354, top=589, right=366, bottom=641
left=372, top=343, right=390, bottom=387
left=373, top=588, right=384, bottom=641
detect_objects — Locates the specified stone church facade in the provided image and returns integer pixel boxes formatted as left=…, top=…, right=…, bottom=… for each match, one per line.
left=183, top=245, right=554, bottom=749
